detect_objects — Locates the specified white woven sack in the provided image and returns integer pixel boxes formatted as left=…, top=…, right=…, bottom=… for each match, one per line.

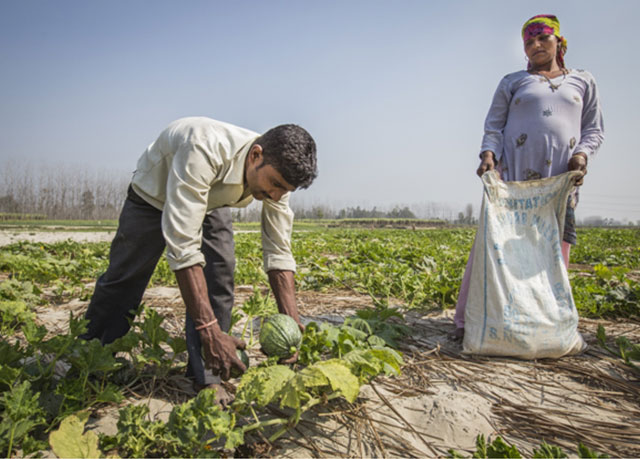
left=463, top=170, right=586, bottom=359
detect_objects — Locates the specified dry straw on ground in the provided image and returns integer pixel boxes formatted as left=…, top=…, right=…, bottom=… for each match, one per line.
left=33, top=283, right=640, bottom=458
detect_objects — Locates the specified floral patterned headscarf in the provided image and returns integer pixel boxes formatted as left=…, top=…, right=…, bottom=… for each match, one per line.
left=522, top=14, right=567, bottom=69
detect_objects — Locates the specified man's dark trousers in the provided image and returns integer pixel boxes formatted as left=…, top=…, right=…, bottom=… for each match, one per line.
left=81, top=185, right=235, bottom=385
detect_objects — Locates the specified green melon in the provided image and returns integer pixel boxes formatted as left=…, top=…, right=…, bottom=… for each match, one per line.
left=230, top=349, right=250, bottom=378
left=259, top=314, right=302, bottom=359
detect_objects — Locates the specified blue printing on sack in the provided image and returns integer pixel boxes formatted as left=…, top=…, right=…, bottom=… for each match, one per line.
left=480, top=204, right=489, bottom=345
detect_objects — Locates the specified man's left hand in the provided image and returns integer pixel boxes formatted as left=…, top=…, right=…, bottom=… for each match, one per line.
left=568, top=153, right=588, bottom=186
left=267, top=269, right=304, bottom=363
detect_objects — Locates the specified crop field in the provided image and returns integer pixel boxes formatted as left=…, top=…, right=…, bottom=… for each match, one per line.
left=0, top=223, right=639, bottom=457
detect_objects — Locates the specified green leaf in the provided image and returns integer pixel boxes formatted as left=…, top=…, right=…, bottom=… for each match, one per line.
left=235, top=365, right=295, bottom=408
left=577, top=442, right=608, bottom=458
left=486, top=436, right=522, bottom=458
left=68, top=312, right=89, bottom=338
left=21, top=320, right=47, bottom=346
left=68, top=338, right=118, bottom=374
left=274, top=359, right=360, bottom=410
left=0, top=300, right=34, bottom=335
left=168, top=336, right=187, bottom=356
left=343, top=348, right=403, bottom=381
left=339, top=325, right=368, bottom=342
left=225, top=427, right=245, bottom=450
left=49, top=412, right=101, bottom=459
left=344, top=317, right=373, bottom=335
left=167, top=389, right=240, bottom=457
left=0, top=340, right=24, bottom=367
left=473, top=434, right=488, bottom=458
left=0, top=381, right=46, bottom=456
left=111, top=404, right=166, bottom=457
left=627, top=343, right=640, bottom=361
left=342, top=349, right=382, bottom=380
left=0, top=366, right=21, bottom=389
left=94, top=383, right=124, bottom=404
left=313, top=360, right=360, bottom=402
left=108, top=331, right=141, bottom=354
left=138, top=308, right=170, bottom=349
left=596, top=325, right=607, bottom=347
left=367, top=334, right=387, bottom=347
left=369, top=347, right=403, bottom=374
left=533, top=440, right=567, bottom=458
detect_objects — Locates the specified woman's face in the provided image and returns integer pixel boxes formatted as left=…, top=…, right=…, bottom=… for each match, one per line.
left=524, top=33, right=558, bottom=68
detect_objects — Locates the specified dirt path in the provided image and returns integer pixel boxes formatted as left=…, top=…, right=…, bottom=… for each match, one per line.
left=0, top=229, right=116, bottom=246
left=0, top=228, right=259, bottom=246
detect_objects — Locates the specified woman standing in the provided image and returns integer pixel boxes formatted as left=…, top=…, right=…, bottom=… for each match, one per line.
left=453, top=14, right=604, bottom=338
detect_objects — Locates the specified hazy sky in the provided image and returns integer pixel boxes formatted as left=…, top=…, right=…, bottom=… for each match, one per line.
left=1, top=0, right=638, bottom=221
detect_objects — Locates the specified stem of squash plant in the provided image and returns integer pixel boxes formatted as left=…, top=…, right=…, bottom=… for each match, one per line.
left=241, top=417, right=288, bottom=434
left=240, top=315, right=251, bottom=342
left=7, top=425, right=15, bottom=459
left=267, top=392, right=343, bottom=443
left=249, top=406, right=261, bottom=424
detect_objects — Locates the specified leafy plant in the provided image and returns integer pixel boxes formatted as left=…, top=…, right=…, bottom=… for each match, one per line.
left=239, top=287, right=277, bottom=344
left=596, top=325, right=640, bottom=374
left=233, top=317, right=403, bottom=443
left=101, top=388, right=243, bottom=457
left=448, top=434, right=608, bottom=459
left=1, top=227, right=637, bottom=456
left=0, top=300, right=35, bottom=335
left=577, top=442, right=609, bottom=458
left=0, top=278, right=41, bottom=305
left=0, top=381, right=47, bottom=457
left=49, top=411, right=101, bottom=459
left=533, top=440, right=567, bottom=458
left=235, top=359, right=360, bottom=442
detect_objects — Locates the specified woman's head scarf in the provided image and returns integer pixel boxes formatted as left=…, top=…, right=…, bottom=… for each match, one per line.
left=522, top=14, right=567, bottom=69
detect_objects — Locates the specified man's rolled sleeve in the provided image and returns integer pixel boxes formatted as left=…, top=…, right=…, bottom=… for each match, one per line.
left=162, top=143, right=219, bottom=271
left=261, top=193, right=296, bottom=272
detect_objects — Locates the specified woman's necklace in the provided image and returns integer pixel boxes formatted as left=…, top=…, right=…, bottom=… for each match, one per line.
left=532, top=69, right=568, bottom=92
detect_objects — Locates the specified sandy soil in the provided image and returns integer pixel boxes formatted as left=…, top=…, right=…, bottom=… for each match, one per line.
left=7, top=230, right=640, bottom=457
left=0, top=229, right=116, bottom=246
left=30, top=284, right=640, bottom=458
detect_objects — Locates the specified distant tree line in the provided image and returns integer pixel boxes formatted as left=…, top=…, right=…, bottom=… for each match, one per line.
left=0, top=160, right=130, bottom=220
left=2, top=159, right=635, bottom=226
left=231, top=203, right=420, bottom=222
left=289, top=205, right=417, bottom=220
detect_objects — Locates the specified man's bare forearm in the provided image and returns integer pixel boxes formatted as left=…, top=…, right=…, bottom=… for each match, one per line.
left=267, top=269, right=300, bottom=324
left=175, top=264, right=246, bottom=378
left=175, top=264, right=217, bottom=329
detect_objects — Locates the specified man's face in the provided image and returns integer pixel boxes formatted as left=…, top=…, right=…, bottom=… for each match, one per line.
left=244, top=146, right=295, bottom=201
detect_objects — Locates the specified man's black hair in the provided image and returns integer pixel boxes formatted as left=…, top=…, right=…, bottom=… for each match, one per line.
left=255, top=124, right=317, bottom=189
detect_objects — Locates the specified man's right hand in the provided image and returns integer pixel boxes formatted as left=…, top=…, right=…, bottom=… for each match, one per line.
left=476, top=150, right=496, bottom=177
left=175, top=264, right=247, bottom=380
left=199, top=325, right=247, bottom=381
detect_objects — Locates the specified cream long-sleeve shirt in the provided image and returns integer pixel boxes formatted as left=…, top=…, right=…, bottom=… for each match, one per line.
left=131, top=117, right=296, bottom=273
